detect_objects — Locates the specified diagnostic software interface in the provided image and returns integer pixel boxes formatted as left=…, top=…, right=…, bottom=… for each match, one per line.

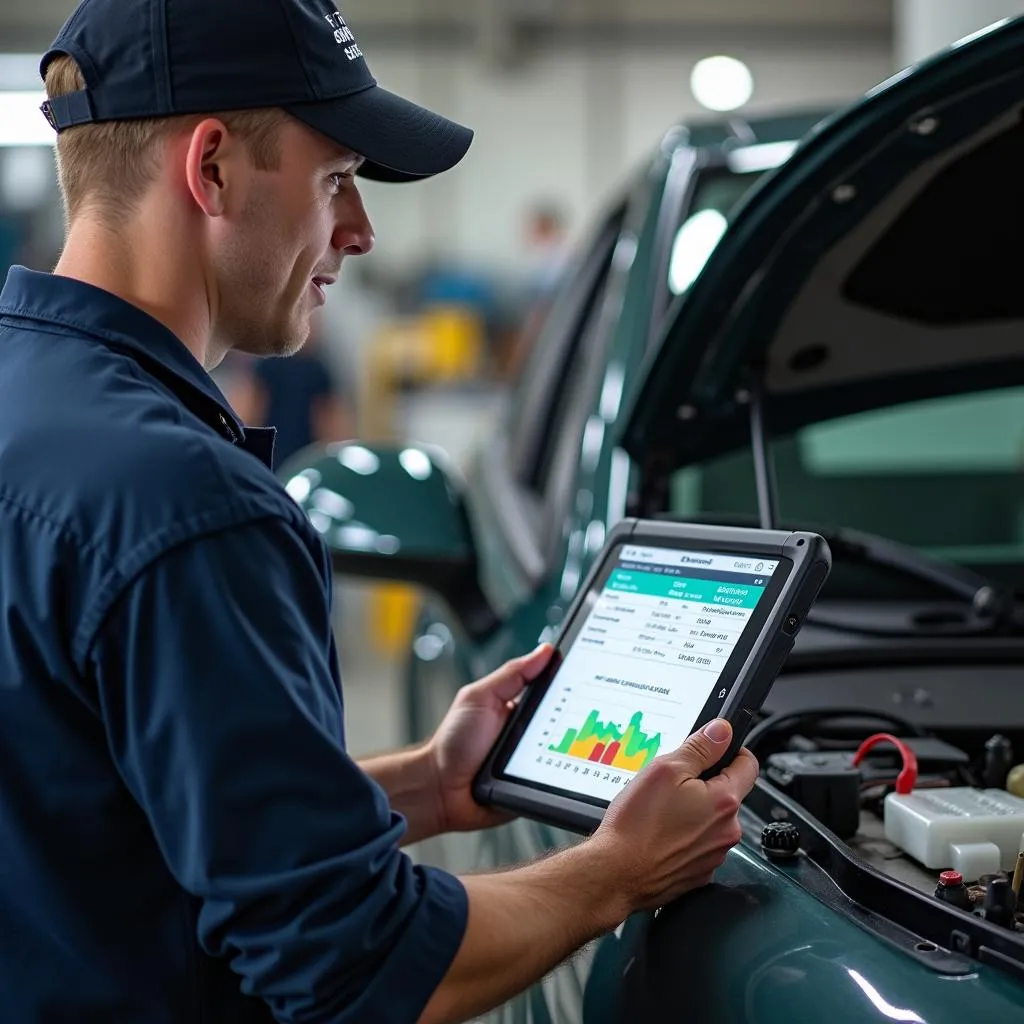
left=503, top=544, right=779, bottom=802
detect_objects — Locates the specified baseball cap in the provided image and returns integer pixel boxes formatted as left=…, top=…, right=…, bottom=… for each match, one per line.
left=38, top=0, right=473, bottom=183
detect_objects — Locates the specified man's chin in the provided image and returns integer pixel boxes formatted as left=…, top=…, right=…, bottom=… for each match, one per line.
left=235, top=325, right=310, bottom=359
left=271, top=335, right=308, bottom=358
left=275, top=315, right=314, bottom=357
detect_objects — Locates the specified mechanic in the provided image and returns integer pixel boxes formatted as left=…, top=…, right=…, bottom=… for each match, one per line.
left=0, top=2, right=759, bottom=1022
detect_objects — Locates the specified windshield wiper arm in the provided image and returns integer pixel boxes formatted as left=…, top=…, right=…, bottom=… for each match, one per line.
left=819, top=525, right=1010, bottom=619
left=656, top=512, right=1015, bottom=636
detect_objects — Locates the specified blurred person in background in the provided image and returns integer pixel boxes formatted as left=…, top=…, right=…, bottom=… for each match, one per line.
left=499, top=199, right=573, bottom=378
left=523, top=200, right=571, bottom=302
left=223, top=314, right=357, bottom=465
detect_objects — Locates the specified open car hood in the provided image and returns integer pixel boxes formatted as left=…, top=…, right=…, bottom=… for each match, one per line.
left=621, top=15, right=1024, bottom=467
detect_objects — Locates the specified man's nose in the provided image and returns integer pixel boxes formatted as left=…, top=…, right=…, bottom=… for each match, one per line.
left=333, top=201, right=375, bottom=256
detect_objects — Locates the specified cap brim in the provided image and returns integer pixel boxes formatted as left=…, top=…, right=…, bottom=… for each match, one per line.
left=285, top=86, right=473, bottom=183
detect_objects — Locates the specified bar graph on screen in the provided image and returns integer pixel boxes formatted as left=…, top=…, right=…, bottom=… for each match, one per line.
left=549, top=709, right=662, bottom=772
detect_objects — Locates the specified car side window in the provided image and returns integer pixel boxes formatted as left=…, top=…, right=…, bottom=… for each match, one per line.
left=505, top=207, right=628, bottom=495
left=527, top=252, right=620, bottom=498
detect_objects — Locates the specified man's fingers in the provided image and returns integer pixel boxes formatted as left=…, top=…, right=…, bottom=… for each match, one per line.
left=669, top=719, right=733, bottom=780
left=711, top=747, right=760, bottom=801
left=517, top=643, right=555, bottom=680
left=472, top=643, right=554, bottom=704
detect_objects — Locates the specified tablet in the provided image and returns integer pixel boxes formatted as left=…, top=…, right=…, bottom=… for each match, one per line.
left=473, top=519, right=831, bottom=834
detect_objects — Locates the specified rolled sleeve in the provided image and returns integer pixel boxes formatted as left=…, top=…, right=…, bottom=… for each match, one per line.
left=86, top=516, right=467, bottom=1023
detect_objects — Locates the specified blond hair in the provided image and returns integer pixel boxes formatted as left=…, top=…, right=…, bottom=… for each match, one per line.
left=44, top=55, right=290, bottom=222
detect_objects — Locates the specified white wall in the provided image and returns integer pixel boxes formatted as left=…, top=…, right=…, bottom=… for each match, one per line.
left=894, top=0, right=1024, bottom=68
left=356, top=37, right=893, bottom=276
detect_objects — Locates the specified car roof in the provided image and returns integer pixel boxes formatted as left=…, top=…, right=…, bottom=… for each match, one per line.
left=679, top=108, right=834, bottom=151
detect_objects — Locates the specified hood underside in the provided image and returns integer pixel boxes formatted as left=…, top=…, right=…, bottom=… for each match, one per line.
left=623, top=16, right=1024, bottom=467
left=771, top=105, right=1022, bottom=395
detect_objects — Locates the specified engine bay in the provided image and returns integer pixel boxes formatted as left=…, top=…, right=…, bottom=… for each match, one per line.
left=752, top=656, right=1024, bottom=942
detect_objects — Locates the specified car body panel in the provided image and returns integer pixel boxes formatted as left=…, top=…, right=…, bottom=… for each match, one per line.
left=584, top=844, right=1024, bottom=1024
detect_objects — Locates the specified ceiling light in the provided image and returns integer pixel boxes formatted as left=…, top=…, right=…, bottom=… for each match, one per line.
left=690, top=56, right=754, bottom=113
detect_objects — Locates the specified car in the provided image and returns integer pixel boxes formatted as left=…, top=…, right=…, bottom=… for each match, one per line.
left=282, top=16, right=1024, bottom=1024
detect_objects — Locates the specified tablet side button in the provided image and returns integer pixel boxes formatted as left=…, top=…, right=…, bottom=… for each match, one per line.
left=733, top=708, right=755, bottom=744
left=741, top=632, right=795, bottom=714
left=788, top=561, right=830, bottom=628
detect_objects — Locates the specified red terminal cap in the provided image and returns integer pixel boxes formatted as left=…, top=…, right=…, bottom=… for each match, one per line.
left=851, top=732, right=919, bottom=795
left=939, top=870, right=964, bottom=886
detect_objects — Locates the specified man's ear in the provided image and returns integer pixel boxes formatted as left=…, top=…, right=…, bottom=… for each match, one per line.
left=184, top=118, right=240, bottom=218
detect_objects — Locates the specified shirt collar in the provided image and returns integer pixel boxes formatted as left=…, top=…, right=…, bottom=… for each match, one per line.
left=0, top=266, right=277, bottom=467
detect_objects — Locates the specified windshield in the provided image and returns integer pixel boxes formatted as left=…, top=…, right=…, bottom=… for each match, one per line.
left=670, top=386, right=1024, bottom=588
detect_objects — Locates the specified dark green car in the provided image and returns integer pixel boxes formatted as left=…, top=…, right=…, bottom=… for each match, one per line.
left=284, top=18, right=1024, bottom=1023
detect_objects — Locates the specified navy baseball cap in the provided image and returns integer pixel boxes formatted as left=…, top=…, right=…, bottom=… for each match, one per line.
left=39, top=0, right=473, bottom=183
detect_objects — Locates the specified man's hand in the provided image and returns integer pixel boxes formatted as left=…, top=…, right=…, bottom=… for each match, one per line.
left=419, top=717, right=759, bottom=1024
left=425, top=643, right=554, bottom=835
left=590, top=717, right=760, bottom=916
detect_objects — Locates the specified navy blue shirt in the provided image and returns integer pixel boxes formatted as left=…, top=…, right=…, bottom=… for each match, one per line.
left=0, top=267, right=467, bottom=1024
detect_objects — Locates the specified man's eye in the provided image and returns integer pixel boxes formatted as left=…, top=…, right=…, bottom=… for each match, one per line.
left=330, top=173, right=353, bottom=192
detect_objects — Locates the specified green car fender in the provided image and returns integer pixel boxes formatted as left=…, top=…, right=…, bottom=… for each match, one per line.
left=582, top=843, right=1024, bottom=1023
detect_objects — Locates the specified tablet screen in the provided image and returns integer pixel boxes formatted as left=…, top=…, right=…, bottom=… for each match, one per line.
left=501, top=543, right=781, bottom=803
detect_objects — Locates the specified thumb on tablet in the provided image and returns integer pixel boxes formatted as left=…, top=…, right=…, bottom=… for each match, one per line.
left=670, top=719, right=733, bottom=780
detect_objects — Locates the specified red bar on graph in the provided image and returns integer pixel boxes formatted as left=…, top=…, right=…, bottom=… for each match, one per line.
left=601, top=741, right=621, bottom=766
left=589, top=744, right=606, bottom=763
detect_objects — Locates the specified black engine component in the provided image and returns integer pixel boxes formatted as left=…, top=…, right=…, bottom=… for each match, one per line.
left=764, top=752, right=861, bottom=839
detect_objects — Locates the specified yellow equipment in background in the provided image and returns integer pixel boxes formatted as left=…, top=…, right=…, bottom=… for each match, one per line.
left=360, top=303, right=485, bottom=655
left=360, top=304, right=485, bottom=440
